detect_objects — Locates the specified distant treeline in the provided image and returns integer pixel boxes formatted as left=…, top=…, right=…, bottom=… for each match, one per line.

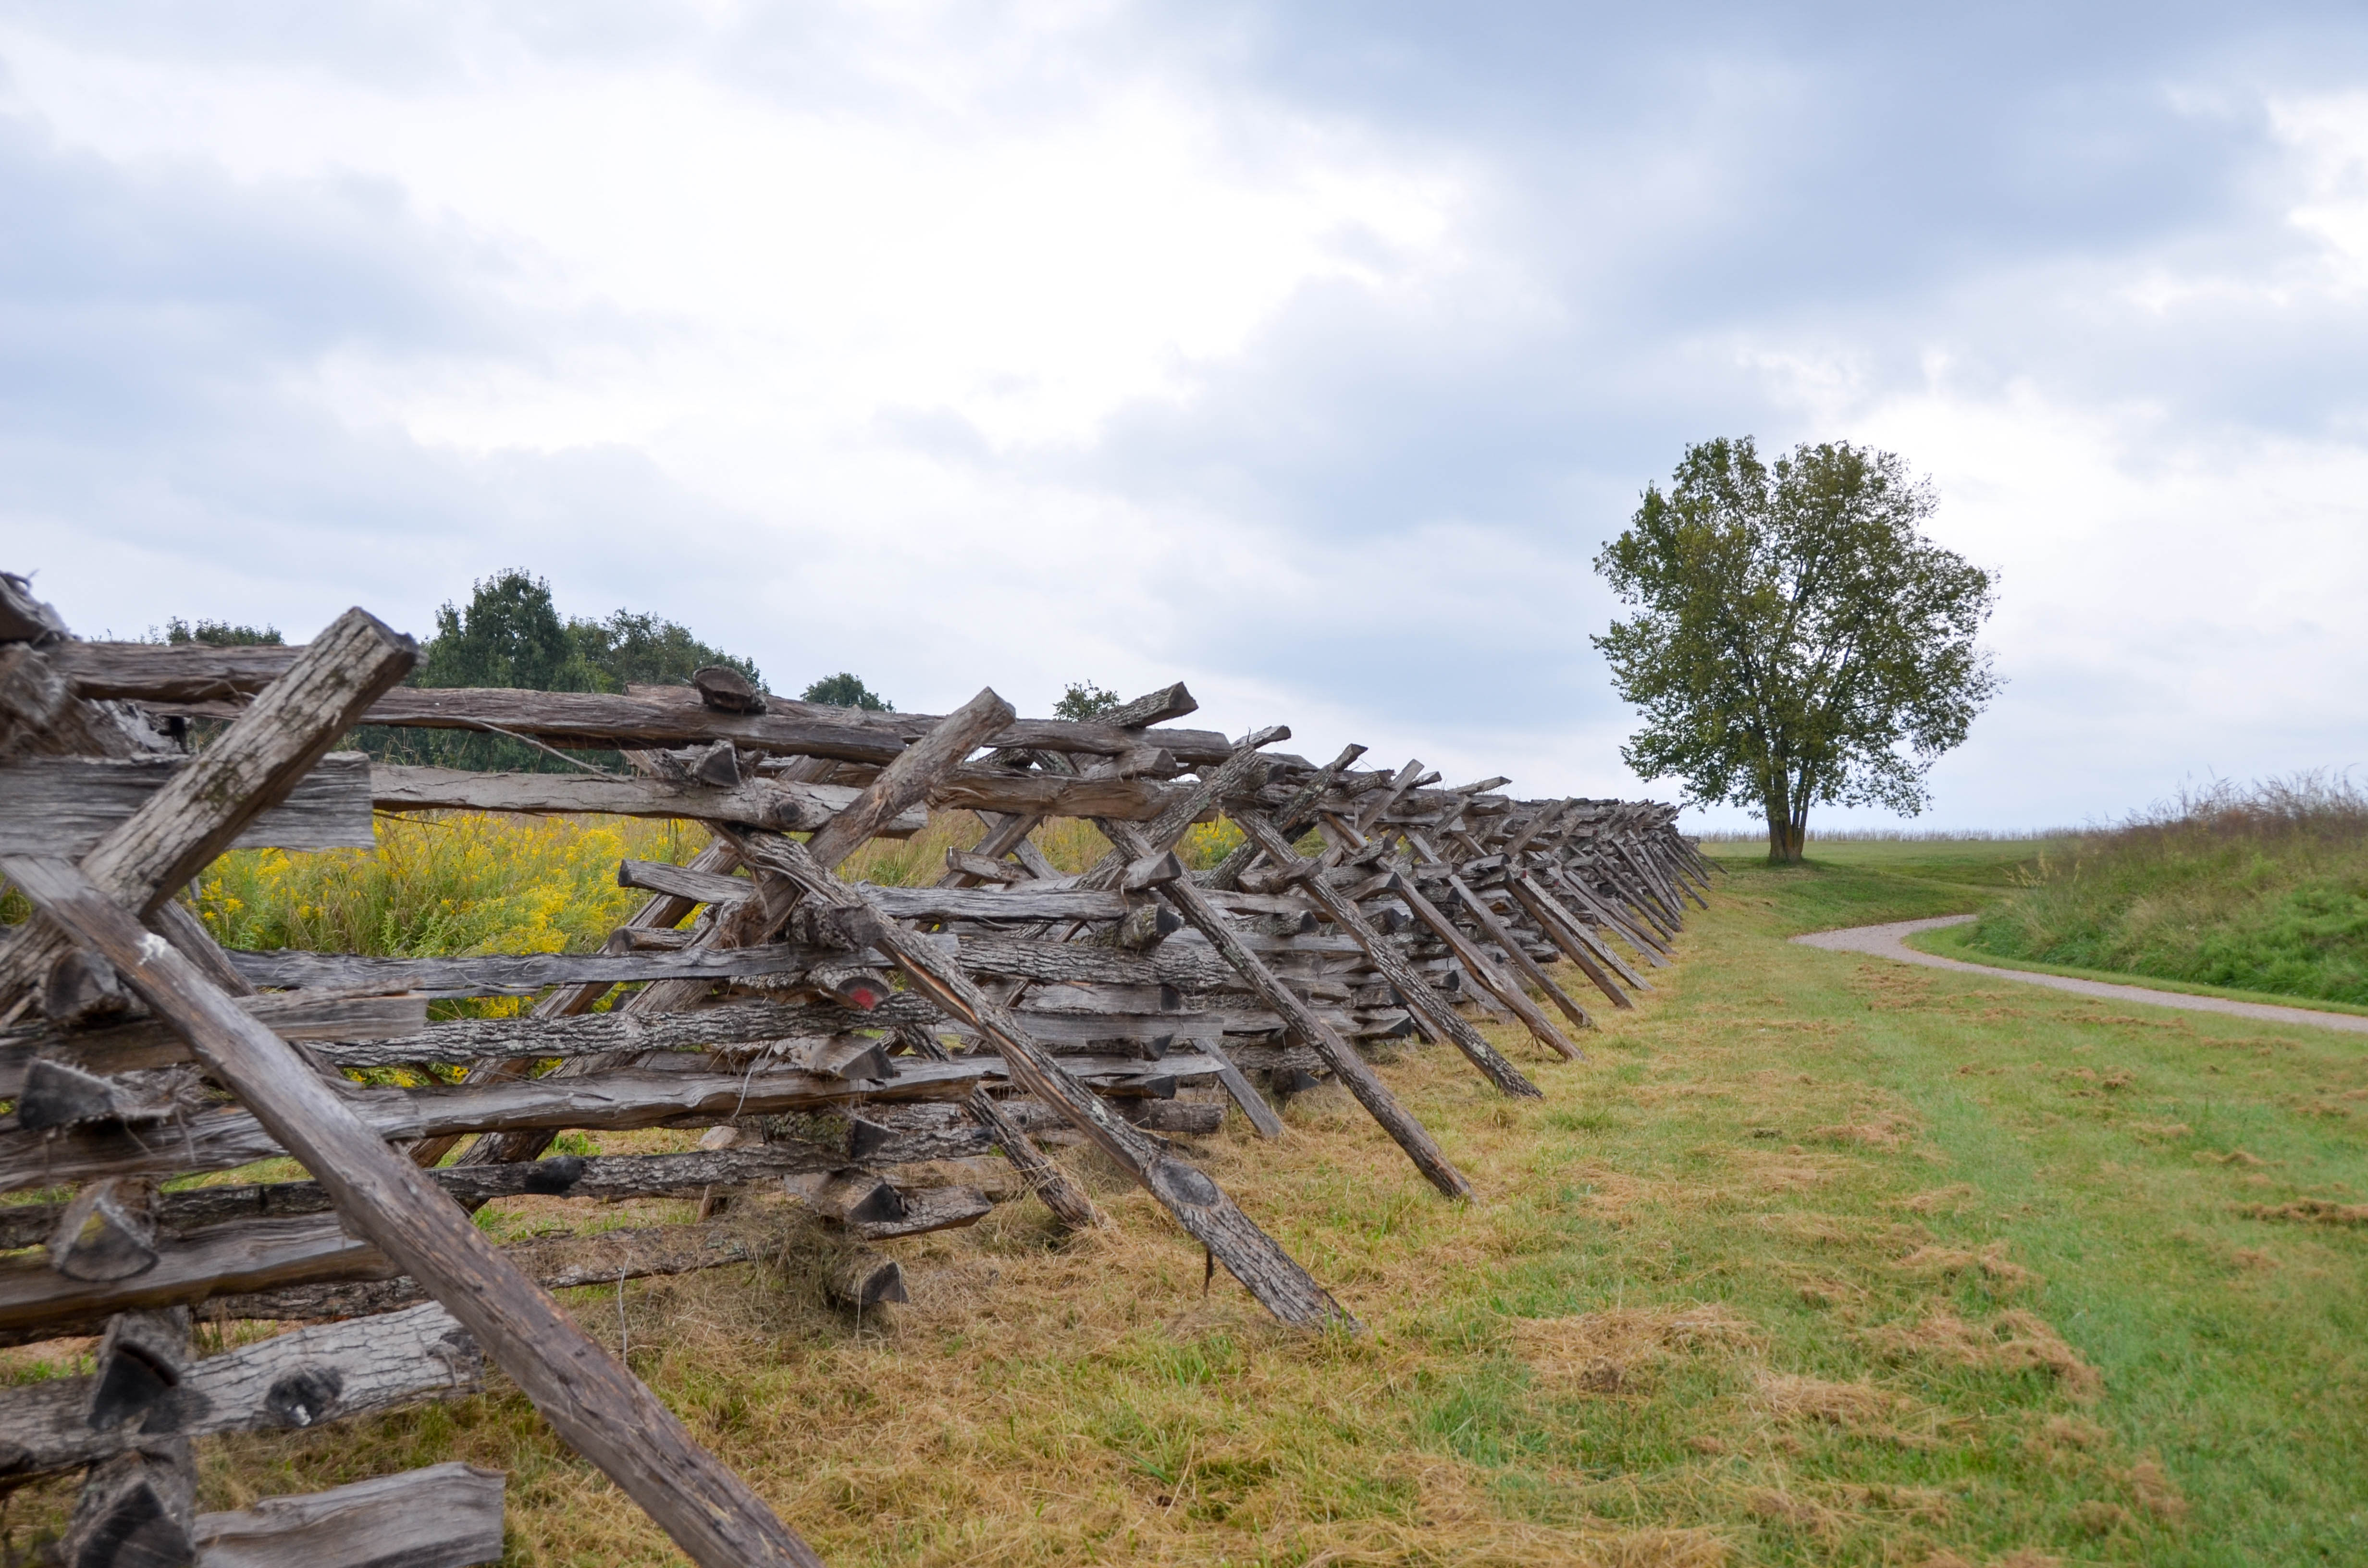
left=161, top=572, right=1138, bottom=773
left=160, top=570, right=892, bottom=773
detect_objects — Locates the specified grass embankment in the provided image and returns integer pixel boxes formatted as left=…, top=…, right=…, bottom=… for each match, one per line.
left=7, top=833, right=2368, bottom=1565
left=1960, top=779, right=2368, bottom=1008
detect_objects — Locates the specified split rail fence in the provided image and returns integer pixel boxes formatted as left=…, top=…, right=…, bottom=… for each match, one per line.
left=0, top=572, right=1710, bottom=1567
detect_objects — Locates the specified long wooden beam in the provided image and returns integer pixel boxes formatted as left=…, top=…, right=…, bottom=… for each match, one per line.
left=0, top=1301, right=482, bottom=1484
left=0, top=1047, right=1216, bottom=1191
left=62, top=643, right=1236, bottom=761
left=0, top=753, right=376, bottom=858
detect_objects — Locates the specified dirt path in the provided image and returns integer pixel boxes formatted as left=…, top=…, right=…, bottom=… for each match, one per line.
left=1792, top=914, right=2368, bottom=1037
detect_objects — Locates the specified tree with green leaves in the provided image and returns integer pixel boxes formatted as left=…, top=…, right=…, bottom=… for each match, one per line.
left=1593, top=438, right=1999, bottom=863
left=1053, top=681, right=1121, bottom=721
left=801, top=673, right=892, bottom=711
left=155, top=617, right=283, bottom=647
left=375, top=570, right=765, bottom=771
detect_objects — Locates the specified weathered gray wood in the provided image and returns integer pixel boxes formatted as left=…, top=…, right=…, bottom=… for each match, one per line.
left=1446, top=872, right=1593, bottom=1039
left=1150, top=863, right=1472, bottom=1198
left=844, top=1185, right=994, bottom=1240
left=221, top=943, right=836, bottom=997
left=0, top=610, right=416, bottom=1013
left=0, top=1303, right=482, bottom=1484
left=1509, top=870, right=1651, bottom=991
left=190, top=1461, right=505, bottom=1568
left=1387, top=872, right=1584, bottom=1059
left=1504, top=873, right=1634, bottom=1008
left=61, top=1440, right=196, bottom=1568
left=405, top=841, right=746, bottom=1169
left=1204, top=744, right=1368, bottom=892
left=41, top=949, right=133, bottom=1028
left=941, top=847, right=1033, bottom=885
left=0, top=1213, right=388, bottom=1342
left=1547, top=869, right=1672, bottom=964
left=1011, top=744, right=1290, bottom=1138
left=1097, top=682, right=1198, bottom=730
left=965, top=1090, right=1105, bottom=1230
left=0, top=992, right=428, bottom=1098
left=0, top=1047, right=1223, bottom=1192
left=1231, top=812, right=1539, bottom=1099
left=369, top=765, right=924, bottom=836
left=0, top=570, right=66, bottom=644
left=113, top=654, right=1237, bottom=761
left=724, top=828, right=1355, bottom=1330
left=3, top=1214, right=781, bottom=1341
left=823, top=1251, right=907, bottom=1311
left=0, top=857, right=821, bottom=1568
left=0, top=1141, right=969, bottom=1253
left=617, top=858, right=750, bottom=907
left=0, top=755, right=376, bottom=860
left=1074, top=727, right=1287, bottom=891
left=927, top=768, right=1184, bottom=823
left=85, top=1308, right=191, bottom=1434
left=48, top=1178, right=160, bottom=1281
left=264, top=996, right=889, bottom=1071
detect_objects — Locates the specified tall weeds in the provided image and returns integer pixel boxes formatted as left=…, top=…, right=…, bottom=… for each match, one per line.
left=189, top=814, right=711, bottom=959
left=1967, top=773, right=2368, bottom=1004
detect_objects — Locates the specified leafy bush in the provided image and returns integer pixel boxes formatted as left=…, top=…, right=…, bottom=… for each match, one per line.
left=800, top=673, right=892, bottom=711
left=1966, top=774, right=2368, bottom=1004
left=1053, top=681, right=1120, bottom=721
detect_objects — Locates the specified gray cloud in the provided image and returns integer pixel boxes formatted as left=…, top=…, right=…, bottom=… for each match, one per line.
left=1, top=1, right=2364, bottom=828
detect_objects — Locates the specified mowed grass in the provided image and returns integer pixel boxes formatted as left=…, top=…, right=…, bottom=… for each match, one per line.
left=8, top=837, right=2368, bottom=1565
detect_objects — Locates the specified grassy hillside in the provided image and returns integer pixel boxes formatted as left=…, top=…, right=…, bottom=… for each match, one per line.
left=1961, top=779, right=2368, bottom=1006
left=8, top=834, right=2366, bottom=1565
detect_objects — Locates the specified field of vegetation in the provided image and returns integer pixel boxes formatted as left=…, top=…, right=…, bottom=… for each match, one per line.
left=1960, top=778, right=2368, bottom=1008
left=8, top=829, right=2368, bottom=1566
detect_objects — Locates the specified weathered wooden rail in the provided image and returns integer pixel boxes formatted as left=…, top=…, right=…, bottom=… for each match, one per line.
left=0, top=568, right=1709, bottom=1565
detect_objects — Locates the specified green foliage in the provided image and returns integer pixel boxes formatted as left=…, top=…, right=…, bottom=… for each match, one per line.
left=573, top=608, right=761, bottom=692
left=154, top=617, right=284, bottom=646
left=1966, top=775, right=2368, bottom=1005
left=417, top=569, right=603, bottom=693
left=800, top=672, right=892, bottom=711
left=1595, top=438, right=1998, bottom=863
left=1053, top=680, right=1121, bottom=721
left=363, top=569, right=763, bottom=772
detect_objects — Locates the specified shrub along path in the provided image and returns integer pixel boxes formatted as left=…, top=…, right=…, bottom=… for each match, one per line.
left=1800, top=914, right=2368, bottom=1036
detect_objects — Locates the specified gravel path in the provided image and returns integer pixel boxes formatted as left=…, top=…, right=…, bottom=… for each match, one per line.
left=1791, top=914, right=2368, bottom=1037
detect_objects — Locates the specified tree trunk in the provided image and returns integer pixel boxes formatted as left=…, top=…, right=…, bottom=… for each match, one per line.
left=1762, top=778, right=1804, bottom=864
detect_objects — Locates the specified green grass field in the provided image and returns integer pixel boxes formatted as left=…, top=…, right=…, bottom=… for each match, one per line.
left=10, top=836, right=2367, bottom=1565
left=1953, top=779, right=2368, bottom=1008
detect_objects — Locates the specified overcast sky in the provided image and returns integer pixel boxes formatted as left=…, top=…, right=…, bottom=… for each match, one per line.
left=4, top=2, right=2365, bottom=832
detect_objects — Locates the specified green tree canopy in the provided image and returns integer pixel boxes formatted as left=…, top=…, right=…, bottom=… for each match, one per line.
left=1052, top=681, right=1120, bottom=721
left=801, top=673, right=892, bottom=711
left=382, top=570, right=765, bottom=771
left=1593, top=438, right=1999, bottom=862
left=572, top=609, right=762, bottom=692
left=155, top=617, right=283, bottom=647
